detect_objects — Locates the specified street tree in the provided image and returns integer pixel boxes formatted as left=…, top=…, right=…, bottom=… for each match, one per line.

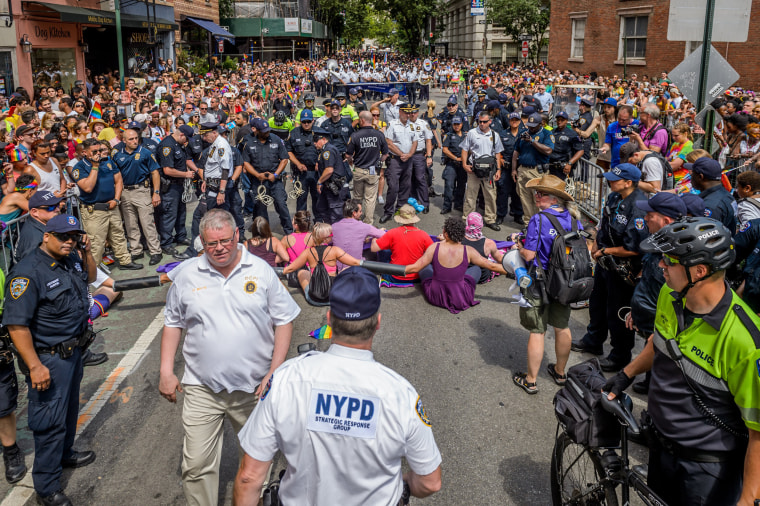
left=487, top=0, right=550, bottom=64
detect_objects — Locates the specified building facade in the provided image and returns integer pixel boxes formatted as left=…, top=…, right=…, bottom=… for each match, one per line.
left=548, top=0, right=760, bottom=88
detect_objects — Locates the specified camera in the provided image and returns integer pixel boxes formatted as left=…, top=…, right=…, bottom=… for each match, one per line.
left=621, top=124, right=640, bottom=136
left=520, top=131, right=532, bottom=142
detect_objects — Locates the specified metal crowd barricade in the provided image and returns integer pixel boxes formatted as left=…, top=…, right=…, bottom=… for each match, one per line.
left=572, top=158, right=609, bottom=224
left=1, top=214, right=28, bottom=274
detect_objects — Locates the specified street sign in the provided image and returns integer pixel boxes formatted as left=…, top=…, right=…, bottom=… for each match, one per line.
left=521, top=41, right=529, bottom=58
left=669, top=44, right=739, bottom=105
left=519, top=34, right=532, bottom=41
left=218, top=39, right=224, bottom=53
left=668, top=0, right=751, bottom=43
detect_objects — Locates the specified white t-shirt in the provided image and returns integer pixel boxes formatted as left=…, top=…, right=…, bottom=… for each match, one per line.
left=164, top=246, right=301, bottom=392
left=639, top=155, right=663, bottom=186
left=239, top=344, right=442, bottom=506
left=737, top=198, right=760, bottom=225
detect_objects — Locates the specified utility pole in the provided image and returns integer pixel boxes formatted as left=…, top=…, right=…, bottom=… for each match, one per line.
left=696, top=0, right=716, bottom=153
left=114, top=0, right=125, bottom=88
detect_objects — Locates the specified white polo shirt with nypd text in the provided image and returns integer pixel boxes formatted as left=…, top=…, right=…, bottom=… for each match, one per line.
left=239, top=344, right=441, bottom=506
left=164, top=245, right=300, bottom=393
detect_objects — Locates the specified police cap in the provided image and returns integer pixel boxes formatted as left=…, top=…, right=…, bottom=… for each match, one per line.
left=127, top=121, right=144, bottom=131
left=635, top=192, right=687, bottom=219
left=487, top=100, right=500, bottom=110
left=555, top=111, right=569, bottom=120
left=312, top=127, right=330, bottom=140
left=349, top=88, right=358, bottom=95
left=177, top=125, right=195, bottom=138
left=580, top=98, right=595, bottom=107
left=301, top=109, right=314, bottom=122
left=447, top=95, right=458, bottom=105
left=251, top=118, right=270, bottom=134
left=330, top=266, right=381, bottom=321
left=451, top=116, right=463, bottom=125
left=602, top=163, right=641, bottom=182
left=46, top=214, right=85, bottom=234
left=199, top=121, right=219, bottom=134
left=525, top=113, right=543, bottom=128
left=476, top=89, right=487, bottom=96
left=29, top=191, right=63, bottom=209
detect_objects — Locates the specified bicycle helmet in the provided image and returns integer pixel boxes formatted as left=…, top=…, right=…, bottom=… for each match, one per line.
left=639, top=217, right=735, bottom=272
left=274, top=110, right=286, bottom=126
left=304, top=93, right=315, bottom=101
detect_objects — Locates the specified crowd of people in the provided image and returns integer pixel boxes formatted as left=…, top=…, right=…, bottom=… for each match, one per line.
left=0, top=52, right=758, bottom=506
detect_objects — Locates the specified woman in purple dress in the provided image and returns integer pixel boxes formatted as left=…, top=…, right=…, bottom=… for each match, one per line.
left=405, top=217, right=506, bottom=314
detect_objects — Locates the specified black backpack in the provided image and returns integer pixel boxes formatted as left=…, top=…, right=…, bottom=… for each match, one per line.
left=536, top=211, right=594, bottom=305
left=641, top=151, right=675, bottom=191
left=307, top=245, right=332, bottom=303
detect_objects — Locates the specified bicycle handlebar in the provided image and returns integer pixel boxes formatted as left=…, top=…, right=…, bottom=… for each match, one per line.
left=600, top=392, right=641, bottom=435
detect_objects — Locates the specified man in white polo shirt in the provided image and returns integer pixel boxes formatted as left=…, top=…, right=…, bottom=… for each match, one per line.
left=158, top=208, right=300, bottom=506
left=233, top=266, right=442, bottom=506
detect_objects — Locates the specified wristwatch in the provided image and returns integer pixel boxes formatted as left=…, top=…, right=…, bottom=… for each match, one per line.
left=114, top=199, right=120, bottom=205
left=601, top=247, right=607, bottom=256
left=154, top=190, right=160, bottom=194
left=219, top=190, right=226, bottom=194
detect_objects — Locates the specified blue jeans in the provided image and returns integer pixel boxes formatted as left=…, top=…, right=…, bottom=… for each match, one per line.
left=157, top=183, right=187, bottom=249
left=27, top=349, right=83, bottom=496
left=295, top=170, right=319, bottom=214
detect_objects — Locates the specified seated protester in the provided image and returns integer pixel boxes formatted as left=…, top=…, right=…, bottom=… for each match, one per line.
left=332, top=199, right=385, bottom=271
left=283, top=222, right=361, bottom=307
left=245, top=217, right=289, bottom=268
left=370, top=204, right=433, bottom=284
left=405, top=217, right=506, bottom=314
left=735, top=170, right=760, bottom=225
left=511, top=175, right=583, bottom=395
left=461, top=212, right=505, bottom=283
left=0, top=174, right=36, bottom=223
left=281, top=210, right=314, bottom=265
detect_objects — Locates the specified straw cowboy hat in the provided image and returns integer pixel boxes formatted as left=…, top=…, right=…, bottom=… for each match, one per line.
left=393, top=204, right=420, bottom=225
left=525, top=174, right=574, bottom=202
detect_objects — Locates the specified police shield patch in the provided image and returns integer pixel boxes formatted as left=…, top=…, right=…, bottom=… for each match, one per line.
left=134, top=153, right=141, bottom=160
left=10, top=278, right=29, bottom=300
left=244, top=281, right=257, bottom=294
left=740, top=221, right=751, bottom=233
left=323, top=151, right=330, bottom=161
left=415, top=396, right=432, bottom=426
left=72, top=169, right=79, bottom=179
left=635, top=218, right=645, bottom=230
left=162, top=147, right=171, bottom=157
left=704, top=208, right=712, bottom=217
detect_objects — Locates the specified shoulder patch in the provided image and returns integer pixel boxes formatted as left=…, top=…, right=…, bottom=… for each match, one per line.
left=10, top=277, right=29, bottom=299
left=323, top=151, right=330, bottom=160
left=415, top=396, right=432, bottom=426
left=549, top=135, right=555, bottom=143
left=634, top=217, right=645, bottom=230
left=704, top=208, right=712, bottom=217
left=162, top=147, right=171, bottom=157
left=72, top=169, right=79, bottom=179
left=740, top=221, right=752, bottom=232
left=218, top=148, right=225, bottom=158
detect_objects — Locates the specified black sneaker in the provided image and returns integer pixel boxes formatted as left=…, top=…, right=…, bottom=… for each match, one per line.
left=3, top=445, right=26, bottom=484
left=599, top=357, right=627, bottom=372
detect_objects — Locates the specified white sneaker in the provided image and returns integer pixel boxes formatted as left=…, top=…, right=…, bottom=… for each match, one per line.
left=378, top=196, right=385, bottom=205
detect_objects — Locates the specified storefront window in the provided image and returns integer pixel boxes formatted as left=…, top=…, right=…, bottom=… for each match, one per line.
left=31, top=48, right=76, bottom=92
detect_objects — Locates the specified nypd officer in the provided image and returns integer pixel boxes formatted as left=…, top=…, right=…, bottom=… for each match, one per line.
left=461, top=110, right=504, bottom=231
left=574, top=98, right=598, bottom=160
left=156, top=124, right=197, bottom=260
left=313, top=126, right=351, bottom=224
left=437, top=95, right=468, bottom=136
left=74, top=139, right=143, bottom=270
left=440, top=115, right=467, bottom=214
left=241, top=118, right=293, bottom=234
left=549, top=112, right=585, bottom=179
left=408, top=104, right=434, bottom=213
left=380, top=103, right=418, bottom=224
left=3, top=214, right=97, bottom=506
left=686, top=157, right=737, bottom=232
left=110, top=121, right=158, bottom=156
left=322, top=99, right=354, bottom=157
left=512, top=112, right=555, bottom=225
left=495, top=111, right=525, bottom=225
left=287, top=108, right=320, bottom=214
left=233, top=266, right=442, bottom=505
left=113, top=126, right=163, bottom=266
left=346, top=110, right=389, bottom=225
left=471, top=89, right=488, bottom=126
left=572, top=163, right=649, bottom=371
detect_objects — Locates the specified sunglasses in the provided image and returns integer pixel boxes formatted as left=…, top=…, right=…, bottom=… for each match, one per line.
left=478, top=120, right=490, bottom=124
left=663, top=254, right=680, bottom=267
left=301, top=120, right=313, bottom=124
left=37, top=204, right=59, bottom=212
left=372, top=114, right=380, bottom=117
left=50, top=232, right=80, bottom=242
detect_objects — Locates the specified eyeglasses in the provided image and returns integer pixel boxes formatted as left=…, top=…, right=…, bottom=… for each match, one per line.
left=200, top=107, right=208, bottom=110
left=38, top=205, right=60, bottom=212
left=447, top=104, right=456, bottom=107
left=203, top=236, right=235, bottom=249
left=74, top=104, right=84, bottom=108
left=534, top=191, right=550, bottom=198
left=478, top=120, right=490, bottom=124
left=301, top=120, right=313, bottom=124
left=50, top=232, right=80, bottom=243
left=662, top=254, right=681, bottom=267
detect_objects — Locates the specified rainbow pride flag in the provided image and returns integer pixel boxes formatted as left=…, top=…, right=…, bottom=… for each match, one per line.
left=88, top=101, right=102, bottom=121
left=286, top=90, right=294, bottom=101
left=309, top=325, right=332, bottom=340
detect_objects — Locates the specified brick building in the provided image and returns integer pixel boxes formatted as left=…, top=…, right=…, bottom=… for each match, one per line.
left=548, top=0, right=760, bottom=89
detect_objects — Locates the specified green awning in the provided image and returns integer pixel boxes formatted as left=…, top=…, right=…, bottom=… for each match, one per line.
left=22, top=1, right=178, bottom=30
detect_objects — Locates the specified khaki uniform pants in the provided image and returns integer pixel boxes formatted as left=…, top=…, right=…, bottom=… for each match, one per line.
left=79, top=206, right=132, bottom=265
left=181, top=384, right=258, bottom=506
left=120, top=186, right=161, bottom=256
left=517, top=166, right=542, bottom=225
left=352, top=167, right=380, bottom=225
left=463, top=172, right=497, bottom=223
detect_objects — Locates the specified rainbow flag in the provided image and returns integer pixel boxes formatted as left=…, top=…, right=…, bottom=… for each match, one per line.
left=88, top=101, right=102, bottom=121
left=286, top=90, right=294, bottom=101
left=372, top=53, right=376, bottom=68
left=309, top=325, right=332, bottom=340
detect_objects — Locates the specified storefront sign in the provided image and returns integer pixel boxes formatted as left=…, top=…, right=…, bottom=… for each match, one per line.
left=85, top=14, right=115, bottom=25
left=471, top=0, right=484, bottom=15
left=138, top=21, right=175, bottom=31
left=27, top=23, right=78, bottom=45
left=34, top=25, right=73, bottom=41
left=284, top=18, right=299, bottom=32
left=130, top=32, right=151, bottom=44
left=301, top=19, right=312, bottom=34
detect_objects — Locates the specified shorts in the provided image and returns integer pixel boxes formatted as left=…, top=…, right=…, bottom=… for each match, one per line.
left=0, top=360, right=18, bottom=418
left=519, top=286, right=571, bottom=334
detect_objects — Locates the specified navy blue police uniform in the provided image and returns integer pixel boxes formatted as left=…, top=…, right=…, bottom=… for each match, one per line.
left=440, top=125, right=466, bottom=213
left=112, top=144, right=159, bottom=188
left=286, top=124, right=320, bottom=214
left=156, top=133, right=191, bottom=250
left=2, top=215, right=91, bottom=500
left=322, top=116, right=354, bottom=155
left=549, top=124, right=584, bottom=179
left=495, top=114, right=525, bottom=223
left=700, top=184, right=737, bottom=233
left=315, top=134, right=350, bottom=224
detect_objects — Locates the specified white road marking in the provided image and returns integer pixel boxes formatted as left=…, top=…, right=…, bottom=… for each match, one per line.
left=0, top=309, right=166, bottom=506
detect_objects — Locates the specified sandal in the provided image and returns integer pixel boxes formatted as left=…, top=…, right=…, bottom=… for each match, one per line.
left=513, top=372, right=538, bottom=395
left=547, top=363, right=567, bottom=386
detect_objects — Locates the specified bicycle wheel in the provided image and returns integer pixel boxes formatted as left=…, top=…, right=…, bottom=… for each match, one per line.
left=551, top=431, right=619, bottom=506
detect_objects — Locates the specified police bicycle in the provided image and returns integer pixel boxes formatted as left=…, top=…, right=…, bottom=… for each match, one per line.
left=551, top=391, right=669, bottom=506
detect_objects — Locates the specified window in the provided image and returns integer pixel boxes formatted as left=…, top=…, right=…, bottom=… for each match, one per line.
left=685, top=40, right=700, bottom=57
left=620, top=16, right=648, bottom=59
left=571, top=18, right=585, bottom=58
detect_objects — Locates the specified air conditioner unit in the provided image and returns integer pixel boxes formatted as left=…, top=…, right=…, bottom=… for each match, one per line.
left=221, top=26, right=230, bottom=31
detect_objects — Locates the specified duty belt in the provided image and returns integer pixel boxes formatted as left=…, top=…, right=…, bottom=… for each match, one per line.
left=82, top=202, right=111, bottom=212
left=124, top=180, right=151, bottom=190
left=35, top=336, right=80, bottom=358
left=520, top=164, right=548, bottom=173
left=206, top=178, right=221, bottom=186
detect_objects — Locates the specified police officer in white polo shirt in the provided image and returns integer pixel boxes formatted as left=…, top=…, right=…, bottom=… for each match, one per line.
left=159, top=209, right=300, bottom=506
left=233, top=266, right=442, bottom=506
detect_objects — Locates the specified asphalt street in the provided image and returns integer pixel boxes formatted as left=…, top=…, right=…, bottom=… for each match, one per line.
left=0, top=87, right=650, bottom=505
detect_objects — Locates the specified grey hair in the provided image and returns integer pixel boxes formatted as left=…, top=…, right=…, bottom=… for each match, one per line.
left=199, top=209, right=236, bottom=238
left=642, top=103, right=660, bottom=120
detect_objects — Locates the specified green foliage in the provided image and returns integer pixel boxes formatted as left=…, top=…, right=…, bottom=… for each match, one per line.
left=372, top=0, right=446, bottom=55
left=218, top=0, right=234, bottom=19
left=176, top=49, right=209, bottom=76
left=487, top=0, right=550, bottom=63
left=221, top=56, right=239, bottom=70
left=367, top=12, right=400, bottom=48
left=342, top=0, right=372, bottom=48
